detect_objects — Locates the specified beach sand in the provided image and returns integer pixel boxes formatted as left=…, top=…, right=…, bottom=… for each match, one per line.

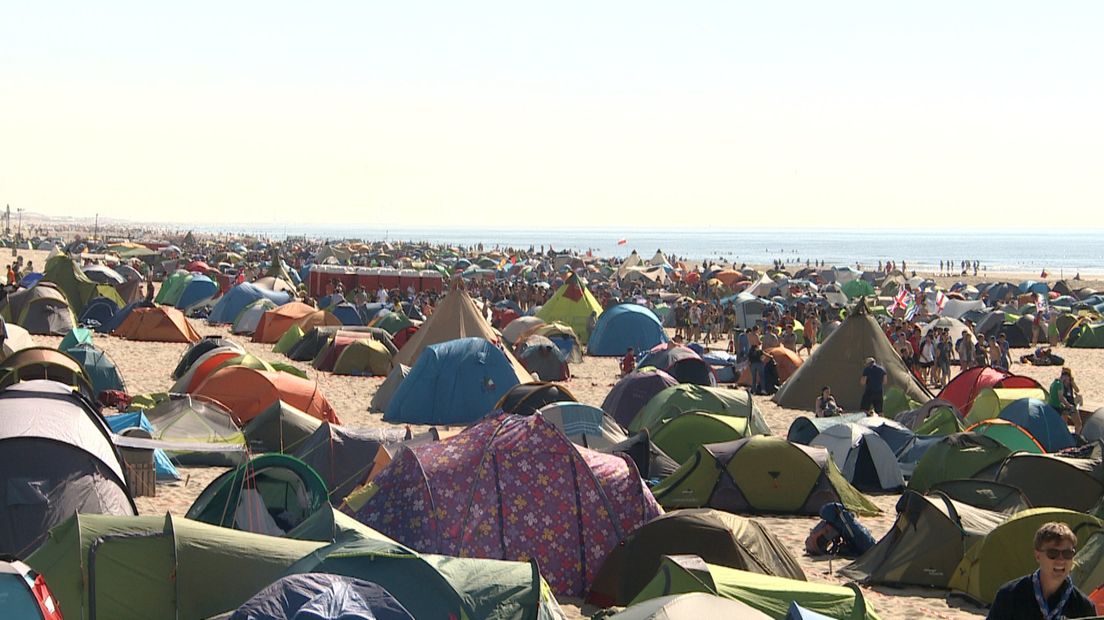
left=14, top=246, right=1103, bottom=619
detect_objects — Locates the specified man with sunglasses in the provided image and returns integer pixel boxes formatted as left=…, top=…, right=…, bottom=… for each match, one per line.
left=987, top=522, right=1095, bottom=619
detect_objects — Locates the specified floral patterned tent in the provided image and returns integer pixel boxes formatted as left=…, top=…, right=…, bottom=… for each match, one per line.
left=348, top=413, right=662, bottom=595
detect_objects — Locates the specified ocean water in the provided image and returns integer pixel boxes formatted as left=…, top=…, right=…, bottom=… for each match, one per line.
left=194, top=225, right=1104, bottom=276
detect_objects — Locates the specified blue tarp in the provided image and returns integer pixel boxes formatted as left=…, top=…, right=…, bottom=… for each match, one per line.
left=998, top=398, right=1076, bottom=452
left=587, top=304, right=668, bottom=356
left=384, top=337, right=520, bottom=425
left=207, top=283, right=293, bottom=324
left=105, top=411, right=181, bottom=481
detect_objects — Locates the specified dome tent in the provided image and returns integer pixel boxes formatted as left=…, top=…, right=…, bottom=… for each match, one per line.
left=587, top=304, right=668, bottom=357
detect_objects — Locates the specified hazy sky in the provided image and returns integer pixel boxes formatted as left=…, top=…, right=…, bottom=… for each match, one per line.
left=2, top=2, right=1101, bottom=228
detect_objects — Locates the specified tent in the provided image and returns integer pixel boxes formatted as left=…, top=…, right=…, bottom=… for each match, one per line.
left=1072, top=322, right=1104, bottom=347
left=964, top=419, right=1045, bottom=454
left=0, top=381, right=136, bottom=557
left=292, top=422, right=400, bottom=503
left=349, top=413, right=661, bottom=596
left=535, top=401, right=628, bottom=451
left=155, top=270, right=191, bottom=305
left=65, top=343, right=126, bottom=395
left=0, top=322, right=35, bottom=362
left=173, top=274, right=218, bottom=310
left=929, top=479, right=1031, bottom=513
left=965, top=387, right=1049, bottom=425
left=114, top=306, right=201, bottom=343
left=242, top=400, right=323, bottom=453
left=369, top=364, right=409, bottom=412
left=228, top=573, right=414, bottom=620
left=104, top=410, right=180, bottom=481
left=497, top=381, right=579, bottom=416
left=587, top=304, right=668, bottom=356
left=948, top=508, right=1101, bottom=605
left=810, top=423, right=906, bottom=491
left=906, top=433, right=1011, bottom=492
left=773, top=301, right=931, bottom=411
left=41, top=255, right=125, bottom=314
left=638, top=346, right=715, bottom=386
left=273, top=324, right=306, bottom=355
left=652, top=436, right=879, bottom=516
left=602, top=368, right=679, bottom=429
left=384, top=337, right=522, bottom=425
left=840, top=490, right=1006, bottom=589
left=786, top=413, right=869, bottom=446
left=231, top=298, right=278, bottom=335
left=283, top=537, right=564, bottom=620
left=628, top=384, right=770, bottom=436
left=26, top=513, right=327, bottom=620
left=535, top=272, right=603, bottom=343
left=0, top=282, right=76, bottom=335
left=516, top=335, right=570, bottom=381
left=193, top=367, right=340, bottom=425
left=736, top=347, right=804, bottom=387
left=650, top=412, right=753, bottom=464
left=630, top=555, right=878, bottom=620
left=606, top=593, right=770, bottom=620
left=187, top=454, right=329, bottom=536
left=207, top=282, right=293, bottom=324
left=995, top=399, right=1076, bottom=452
left=0, top=347, right=97, bottom=402
left=142, top=393, right=245, bottom=466
left=77, top=296, right=119, bottom=330
left=171, top=346, right=252, bottom=393
left=253, top=302, right=341, bottom=344
left=895, top=399, right=964, bottom=435
left=936, top=366, right=1042, bottom=417
left=994, top=452, right=1104, bottom=512
left=331, top=338, right=394, bottom=376
left=172, top=337, right=243, bottom=380
left=58, top=325, right=94, bottom=353
left=587, top=509, right=805, bottom=607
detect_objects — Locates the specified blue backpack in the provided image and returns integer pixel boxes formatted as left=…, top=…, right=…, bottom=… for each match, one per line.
left=805, top=502, right=876, bottom=557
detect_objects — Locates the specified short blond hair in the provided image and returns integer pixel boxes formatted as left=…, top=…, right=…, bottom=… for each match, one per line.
left=1034, top=522, right=1077, bottom=550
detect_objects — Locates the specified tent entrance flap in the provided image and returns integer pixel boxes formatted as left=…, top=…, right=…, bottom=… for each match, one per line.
left=88, top=531, right=176, bottom=620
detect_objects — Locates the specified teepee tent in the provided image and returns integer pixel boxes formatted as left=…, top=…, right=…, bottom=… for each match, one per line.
left=773, top=301, right=931, bottom=411
left=535, top=272, right=603, bottom=343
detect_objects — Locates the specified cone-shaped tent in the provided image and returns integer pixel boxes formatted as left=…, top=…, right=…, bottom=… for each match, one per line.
left=773, top=301, right=930, bottom=411
left=535, top=272, right=603, bottom=343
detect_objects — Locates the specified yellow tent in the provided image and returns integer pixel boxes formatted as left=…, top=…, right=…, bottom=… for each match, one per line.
left=536, top=272, right=603, bottom=343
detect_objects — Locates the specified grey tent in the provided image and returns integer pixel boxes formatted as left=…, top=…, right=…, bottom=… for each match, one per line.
left=929, top=480, right=1031, bottom=513
left=0, top=380, right=136, bottom=556
left=291, top=423, right=405, bottom=503
left=810, top=424, right=905, bottom=492
left=994, top=452, right=1104, bottom=513
left=1, top=282, right=76, bottom=335
left=243, top=400, right=324, bottom=453
left=840, top=490, right=1005, bottom=589
left=773, top=301, right=931, bottom=411
left=787, top=413, right=869, bottom=445
left=369, top=364, right=410, bottom=412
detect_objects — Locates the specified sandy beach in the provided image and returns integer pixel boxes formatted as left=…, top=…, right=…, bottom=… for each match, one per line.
left=13, top=246, right=1103, bottom=619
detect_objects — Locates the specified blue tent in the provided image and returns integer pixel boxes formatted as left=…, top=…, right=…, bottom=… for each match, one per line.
left=384, top=337, right=521, bottom=425
left=78, top=296, right=119, bottom=329
left=331, top=302, right=365, bottom=326
left=1017, top=280, right=1050, bottom=295
left=175, top=274, right=219, bottom=310
left=105, top=411, right=180, bottom=480
left=58, top=327, right=94, bottom=353
left=207, top=283, right=292, bottom=324
left=98, top=300, right=154, bottom=334
left=66, top=343, right=126, bottom=395
left=231, top=574, right=414, bottom=620
left=998, top=398, right=1076, bottom=452
left=587, top=304, right=668, bottom=356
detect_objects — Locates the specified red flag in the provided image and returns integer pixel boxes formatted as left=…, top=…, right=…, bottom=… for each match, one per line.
left=617, top=238, right=628, bottom=246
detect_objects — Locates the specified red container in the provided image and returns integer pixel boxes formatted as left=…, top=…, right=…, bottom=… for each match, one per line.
left=356, top=267, right=381, bottom=292
left=378, top=268, right=401, bottom=289
left=420, top=270, right=444, bottom=292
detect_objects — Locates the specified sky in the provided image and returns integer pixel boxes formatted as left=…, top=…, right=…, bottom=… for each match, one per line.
left=2, top=2, right=1102, bottom=229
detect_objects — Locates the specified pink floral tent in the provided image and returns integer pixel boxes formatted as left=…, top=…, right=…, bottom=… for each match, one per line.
left=348, top=413, right=662, bottom=595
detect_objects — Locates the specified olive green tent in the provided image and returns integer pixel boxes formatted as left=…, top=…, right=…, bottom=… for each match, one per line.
left=629, top=384, right=770, bottom=436
left=840, top=490, right=1005, bottom=589
left=650, top=412, right=752, bottom=464
left=26, top=513, right=328, bottom=620
left=652, top=436, right=879, bottom=516
left=994, top=452, right=1104, bottom=513
left=242, top=400, right=323, bottom=453
left=948, top=508, right=1101, bottom=604
left=155, top=270, right=191, bottom=305
left=587, top=509, right=805, bottom=607
left=906, top=433, right=1011, bottom=493
left=42, top=255, right=125, bottom=314
left=772, top=301, right=931, bottom=411
left=631, top=555, right=880, bottom=620
left=272, top=324, right=306, bottom=355
left=1072, top=322, right=1104, bottom=348
left=911, top=406, right=964, bottom=436
left=332, top=338, right=394, bottom=376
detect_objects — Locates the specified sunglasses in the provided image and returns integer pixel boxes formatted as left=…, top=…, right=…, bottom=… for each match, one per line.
left=1041, top=548, right=1076, bottom=560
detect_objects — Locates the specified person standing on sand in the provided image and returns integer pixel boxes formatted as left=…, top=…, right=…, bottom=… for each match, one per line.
left=860, top=357, right=887, bottom=414
left=986, top=522, right=1093, bottom=619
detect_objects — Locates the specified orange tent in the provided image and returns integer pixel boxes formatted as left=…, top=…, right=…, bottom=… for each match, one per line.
left=192, top=367, right=341, bottom=425
left=114, top=306, right=201, bottom=343
left=738, top=346, right=804, bottom=386
left=252, top=302, right=341, bottom=344
left=179, top=350, right=242, bottom=393
left=712, top=269, right=748, bottom=287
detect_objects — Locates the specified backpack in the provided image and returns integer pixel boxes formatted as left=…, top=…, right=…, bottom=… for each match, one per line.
left=806, top=502, right=876, bottom=558
left=804, top=521, right=840, bottom=556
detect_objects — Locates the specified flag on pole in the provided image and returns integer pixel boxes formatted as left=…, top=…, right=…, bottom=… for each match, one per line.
left=935, top=291, right=947, bottom=313
left=1036, top=293, right=1050, bottom=318
left=904, top=294, right=919, bottom=321
left=617, top=238, right=628, bottom=246
left=890, top=288, right=910, bottom=313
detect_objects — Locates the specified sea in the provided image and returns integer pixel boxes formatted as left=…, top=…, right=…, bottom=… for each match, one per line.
left=191, top=225, right=1104, bottom=277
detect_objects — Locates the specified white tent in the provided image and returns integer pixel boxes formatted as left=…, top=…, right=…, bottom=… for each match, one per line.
left=811, top=423, right=905, bottom=492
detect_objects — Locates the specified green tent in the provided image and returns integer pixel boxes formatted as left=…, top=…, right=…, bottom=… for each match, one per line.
left=287, top=537, right=564, bottom=620
left=840, top=490, right=1005, bottom=589
left=882, top=387, right=919, bottom=418
left=629, top=384, right=770, bottom=436
left=369, top=310, right=414, bottom=336
left=1072, top=322, right=1104, bottom=348
left=58, top=326, right=94, bottom=353
left=242, top=400, right=323, bottom=453
left=964, top=419, right=1044, bottom=454
left=652, top=436, right=879, bottom=516
left=994, top=452, right=1104, bottom=513
left=1073, top=529, right=1104, bottom=595
left=631, top=555, right=880, bottom=620
left=650, top=412, right=752, bottom=464
left=587, top=509, right=805, bottom=607
left=911, top=406, right=964, bottom=436
left=155, top=270, right=191, bottom=305
left=42, top=255, right=125, bottom=314
left=273, top=324, right=306, bottom=355
left=949, top=508, right=1101, bottom=605
left=333, top=338, right=394, bottom=376
left=907, top=433, right=1011, bottom=493
left=26, top=513, right=327, bottom=620
left=535, top=272, right=603, bottom=343
left=773, top=301, right=931, bottom=412
left=965, top=387, right=1048, bottom=426
left=840, top=279, right=875, bottom=300
left=186, top=454, right=329, bottom=535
